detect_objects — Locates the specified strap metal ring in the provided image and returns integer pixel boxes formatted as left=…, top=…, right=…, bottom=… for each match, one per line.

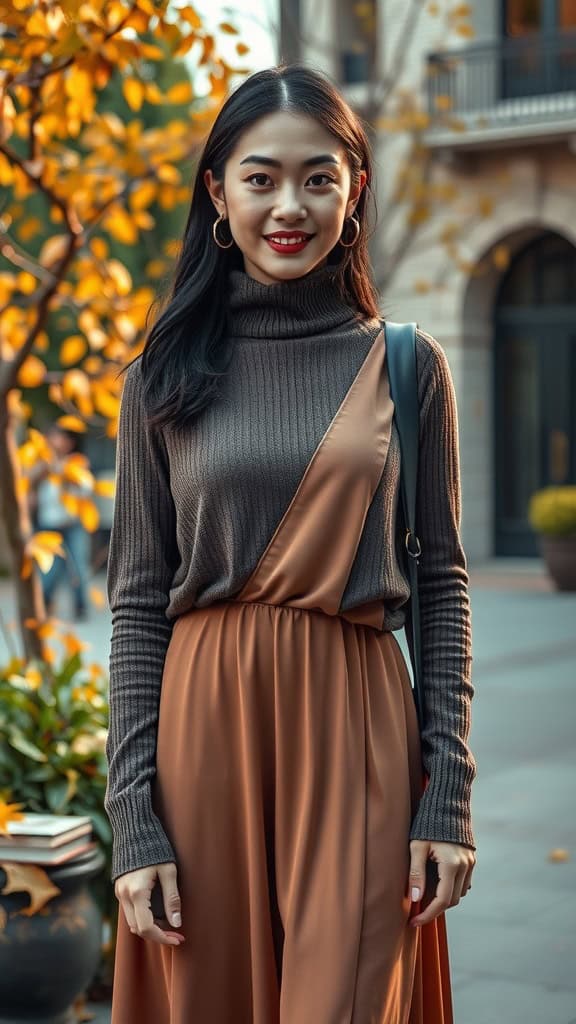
left=405, top=530, right=422, bottom=559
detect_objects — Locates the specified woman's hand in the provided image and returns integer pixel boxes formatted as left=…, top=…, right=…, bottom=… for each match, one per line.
left=114, top=861, right=186, bottom=946
left=408, top=840, right=476, bottom=927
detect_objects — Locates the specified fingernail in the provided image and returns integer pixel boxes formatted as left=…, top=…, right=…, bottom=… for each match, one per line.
left=172, top=913, right=181, bottom=926
left=411, top=887, right=421, bottom=901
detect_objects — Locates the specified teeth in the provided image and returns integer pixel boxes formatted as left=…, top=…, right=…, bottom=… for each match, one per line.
left=269, top=236, right=308, bottom=245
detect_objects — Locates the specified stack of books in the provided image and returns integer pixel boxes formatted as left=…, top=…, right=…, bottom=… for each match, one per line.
left=0, top=813, right=95, bottom=865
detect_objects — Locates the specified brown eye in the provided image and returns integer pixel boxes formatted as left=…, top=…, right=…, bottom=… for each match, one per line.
left=247, top=173, right=272, bottom=187
left=307, top=173, right=334, bottom=187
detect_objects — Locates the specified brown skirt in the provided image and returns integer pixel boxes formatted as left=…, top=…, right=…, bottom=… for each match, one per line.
left=110, top=601, right=453, bottom=1024
left=110, top=326, right=453, bottom=1022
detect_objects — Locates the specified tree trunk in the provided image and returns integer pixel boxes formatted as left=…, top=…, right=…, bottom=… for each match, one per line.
left=0, top=395, right=46, bottom=661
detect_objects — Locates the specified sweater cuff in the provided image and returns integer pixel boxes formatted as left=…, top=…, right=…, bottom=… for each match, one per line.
left=409, top=763, right=476, bottom=850
left=104, top=788, right=177, bottom=883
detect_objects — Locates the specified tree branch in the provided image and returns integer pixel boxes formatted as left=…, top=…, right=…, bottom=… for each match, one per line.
left=0, top=235, right=77, bottom=396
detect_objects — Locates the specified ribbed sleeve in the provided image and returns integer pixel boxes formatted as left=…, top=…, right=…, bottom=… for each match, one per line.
left=103, top=266, right=477, bottom=880
left=104, top=362, right=180, bottom=883
left=408, top=331, right=477, bottom=849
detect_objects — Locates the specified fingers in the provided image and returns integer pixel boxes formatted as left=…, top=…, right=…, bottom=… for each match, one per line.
left=115, top=864, right=185, bottom=947
left=158, top=862, right=183, bottom=929
left=407, top=839, right=429, bottom=903
left=411, top=861, right=456, bottom=927
left=409, top=843, right=476, bottom=927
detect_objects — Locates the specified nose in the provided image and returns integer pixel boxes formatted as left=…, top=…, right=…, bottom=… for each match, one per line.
left=272, top=185, right=307, bottom=222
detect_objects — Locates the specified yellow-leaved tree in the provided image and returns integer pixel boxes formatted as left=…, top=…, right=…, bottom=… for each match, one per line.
left=0, top=0, right=241, bottom=660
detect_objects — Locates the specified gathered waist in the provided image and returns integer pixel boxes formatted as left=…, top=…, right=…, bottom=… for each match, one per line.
left=175, top=594, right=389, bottom=633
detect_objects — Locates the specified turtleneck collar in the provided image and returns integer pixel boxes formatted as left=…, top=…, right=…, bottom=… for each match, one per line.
left=226, top=263, right=363, bottom=340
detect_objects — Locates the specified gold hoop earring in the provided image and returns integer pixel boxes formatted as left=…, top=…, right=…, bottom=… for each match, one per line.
left=212, top=213, right=234, bottom=250
left=339, top=215, right=360, bottom=248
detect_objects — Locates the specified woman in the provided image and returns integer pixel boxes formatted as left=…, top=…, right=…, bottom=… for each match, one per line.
left=104, top=63, right=477, bottom=1023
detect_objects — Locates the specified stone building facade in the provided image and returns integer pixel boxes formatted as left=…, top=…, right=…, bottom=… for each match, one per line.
left=284, top=0, right=576, bottom=562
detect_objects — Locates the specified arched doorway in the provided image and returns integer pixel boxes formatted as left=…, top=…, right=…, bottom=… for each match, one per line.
left=494, top=231, right=576, bottom=555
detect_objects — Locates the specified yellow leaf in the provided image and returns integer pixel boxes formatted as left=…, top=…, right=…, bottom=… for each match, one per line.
left=0, top=862, right=61, bottom=916
left=123, top=77, right=145, bottom=112
left=478, top=196, right=494, bottom=218
left=492, top=245, right=510, bottom=271
left=93, top=387, right=120, bottom=419
left=0, top=153, right=13, bottom=186
left=60, top=492, right=80, bottom=517
left=218, top=21, right=238, bottom=34
left=165, top=82, right=193, bottom=104
left=104, top=206, right=138, bottom=245
left=83, top=356, right=103, bottom=374
left=434, top=94, right=453, bottom=112
left=157, top=164, right=181, bottom=185
left=547, top=848, right=570, bottom=863
left=90, top=237, right=108, bottom=261
left=129, top=180, right=157, bottom=212
left=89, top=586, right=106, bottom=608
left=63, top=455, right=94, bottom=488
left=62, top=369, right=91, bottom=400
left=236, top=42, right=250, bottom=56
left=144, top=82, right=163, bottom=104
left=454, top=22, right=475, bottom=38
left=61, top=632, right=89, bottom=656
left=26, top=531, right=65, bottom=573
left=57, top=415, right=87, bottom=432
left=78, top=497, right=100, bottom=532
left=145, top=259, right=167, bottom=278
left=65, top=66, right=92, bottom=104
left=139, top=43, right=165, bottom=60
left=414, top=280, right=431, bottom=294
left=408, top=205, right=430, bottom=227
left=17, top=356, right=46, bottom=388
left=21, top=555, right=33, bottom=580
left=39, top=235, right=69, bottom=267
left=0, top=801, right=26, bottom=837
left=18, top=218, right=43, bottom=242
left=135, top=211, right=155, bottom=230
left=60, top=336, right=88, bottom=366
left=106, top=259, right=132, bottom=295
left=17, top=272, right=37, bottom=295
left=94, top=478, right=115, bottom=498
left=179, top=5, right=202, bottom=29
left=34, top=331, right=50, bottom=353
left=37, top=621, right=56, bottom=639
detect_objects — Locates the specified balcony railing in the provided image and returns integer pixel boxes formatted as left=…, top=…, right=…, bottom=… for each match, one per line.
left=426, top=31, right=576, bottom=135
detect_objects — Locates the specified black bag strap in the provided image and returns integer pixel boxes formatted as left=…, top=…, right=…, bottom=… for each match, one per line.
left=382, top=320, right=425, bottom=732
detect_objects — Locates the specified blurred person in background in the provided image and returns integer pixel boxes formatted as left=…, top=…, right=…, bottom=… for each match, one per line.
left=28, top=423, right=91, bottom=622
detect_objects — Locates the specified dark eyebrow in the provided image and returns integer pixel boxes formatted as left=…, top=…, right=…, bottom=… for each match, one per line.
left=239, top=154, right=340, bottom=168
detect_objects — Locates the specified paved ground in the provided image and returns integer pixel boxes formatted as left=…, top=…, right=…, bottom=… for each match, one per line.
left=1, top=558, right=575, bottom=1024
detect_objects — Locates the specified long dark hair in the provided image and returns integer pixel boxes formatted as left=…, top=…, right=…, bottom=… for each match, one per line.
left=137, top=63, right=379, bottom=431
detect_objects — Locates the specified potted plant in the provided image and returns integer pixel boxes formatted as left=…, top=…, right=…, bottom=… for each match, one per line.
left=0, top=637, right=116, bottom=1021
left=528, top=486, right=576, bottom=591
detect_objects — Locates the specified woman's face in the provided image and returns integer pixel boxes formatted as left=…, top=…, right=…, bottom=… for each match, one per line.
left=204, top=111, right=366, bottom=285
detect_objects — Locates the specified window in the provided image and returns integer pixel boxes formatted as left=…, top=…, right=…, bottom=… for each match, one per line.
left=559, top=0, right=576, bottom=28
left=504, top=0, right=576, bottom=34
left=506, top=0, right=542, bottom=35
left=339, top=0, right=377, bottom=84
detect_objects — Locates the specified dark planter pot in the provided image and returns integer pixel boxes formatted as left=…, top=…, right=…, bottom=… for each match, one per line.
left=540, top=533, right=576, bottom=591
left=0, top=845, right=106, bottom=1024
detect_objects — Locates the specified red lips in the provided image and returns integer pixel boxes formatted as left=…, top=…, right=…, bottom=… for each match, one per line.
left=264, top=231, right=315, bottom=255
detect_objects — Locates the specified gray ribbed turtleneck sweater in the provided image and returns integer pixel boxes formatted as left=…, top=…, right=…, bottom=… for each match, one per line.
left=104, top=265, right=476, bottom=883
